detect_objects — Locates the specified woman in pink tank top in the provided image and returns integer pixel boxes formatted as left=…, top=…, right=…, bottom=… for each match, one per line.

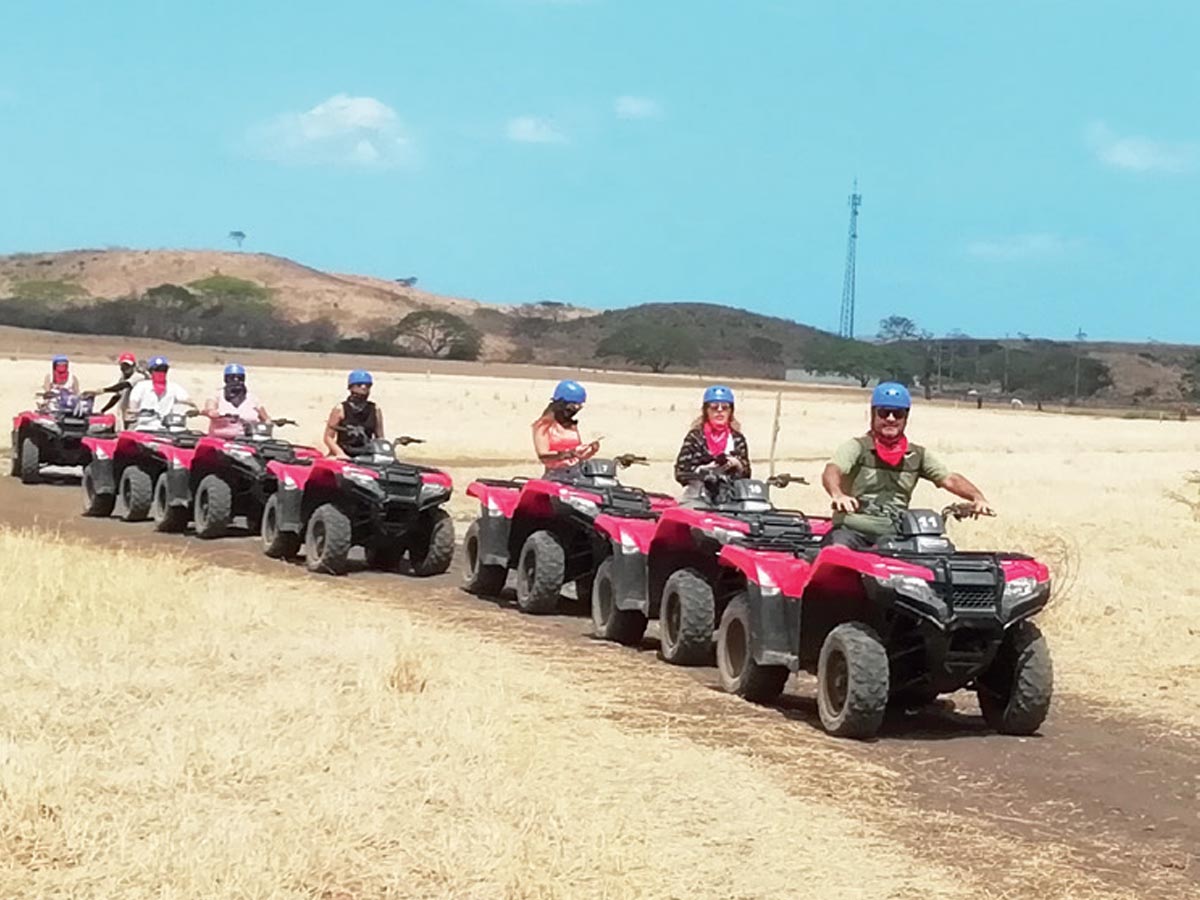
left=202, top=364, right=271, bottom=439
left=532, top=379, right=601, bottom=471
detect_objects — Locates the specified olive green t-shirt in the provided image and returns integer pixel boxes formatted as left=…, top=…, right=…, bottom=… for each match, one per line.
left=829, top=435, right=952, bottom=538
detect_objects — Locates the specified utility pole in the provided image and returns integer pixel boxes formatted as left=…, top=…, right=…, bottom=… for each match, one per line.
left=1074, top=327, right=1087, bottom=402
left=838, top=180, right=862, bottom=339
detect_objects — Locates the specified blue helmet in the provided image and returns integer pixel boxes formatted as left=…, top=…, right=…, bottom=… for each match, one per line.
left=703, top=384, right=735, bottom=405
left=348, top=369, right=373, bottom=387
left=224, top=363, right=246, bottom=378
left=871, top=381, right=912, bottom=410
left=51, top=354, right=69, bottom=365
left=551, top=379, right=586, bottom=404
left=148, top=355, right=170, bottom=370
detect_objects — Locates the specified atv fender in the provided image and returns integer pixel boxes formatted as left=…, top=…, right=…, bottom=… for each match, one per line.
left=718, top=546, right=807, bottom=668
left=593, top=514, right=654, bottom=614
left=87, top=456, right=116, bottom=495
left=265, top=460, right=314, bottom=534
left=163, top=465, right=191, bottom=508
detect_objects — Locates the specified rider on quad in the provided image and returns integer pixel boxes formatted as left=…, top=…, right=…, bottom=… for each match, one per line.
left=201, top=364, right=271, bottom=438
left=39, top=355, right=80, bottom=408
left=324, top=369, right=385, bottom=458
left=531, top=380, right=601, bottom=473
left=127, top=356, right=197, bottom=430
left=673, top=384, right=751, bottom=505
left=821, top=382, right=993, bottom=549
left=97, top=352, right=147, bottom=428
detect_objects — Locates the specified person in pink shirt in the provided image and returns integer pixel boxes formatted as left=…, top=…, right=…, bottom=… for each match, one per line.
left=202, top=363, right=271, bottom=438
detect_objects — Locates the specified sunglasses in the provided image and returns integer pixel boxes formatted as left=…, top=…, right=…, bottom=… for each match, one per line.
left=706, top=403, right=732, bottom=412
left=874, top=407, right=908, bottom=421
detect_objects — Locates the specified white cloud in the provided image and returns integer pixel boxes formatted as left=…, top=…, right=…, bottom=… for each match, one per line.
left=614, top=95, right=660, bottom=120
left=245, top=94, right=412, bottom=168
left=505, top=115, right=567, bottom=144
left=966, top=233, right=1081, bottom=261
left=1086, top=121, right=1196, bottom=174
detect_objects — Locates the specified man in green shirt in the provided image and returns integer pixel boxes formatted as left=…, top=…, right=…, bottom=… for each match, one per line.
left=821, top=382, right=993, bottom=549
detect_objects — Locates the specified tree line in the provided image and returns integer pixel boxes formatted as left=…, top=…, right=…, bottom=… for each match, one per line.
left=0, top=278, right=483, bottom=361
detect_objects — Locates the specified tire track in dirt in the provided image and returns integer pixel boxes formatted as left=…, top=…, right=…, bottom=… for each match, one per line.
left=2, top=474, right=1197, bottom=897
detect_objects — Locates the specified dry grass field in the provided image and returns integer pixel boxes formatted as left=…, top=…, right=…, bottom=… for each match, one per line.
left=0, top=528, right=987, bottom=899
left=4, top=354, right=1198, bottom=733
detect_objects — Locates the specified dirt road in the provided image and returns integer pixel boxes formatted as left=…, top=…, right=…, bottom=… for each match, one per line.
left=3, top=473, right=1197, bottom=897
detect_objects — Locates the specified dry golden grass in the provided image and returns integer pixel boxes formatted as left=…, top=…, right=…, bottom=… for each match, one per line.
left=0, top=528, right=981, bottom=899
left=4, top=355, right=1199, bottom=733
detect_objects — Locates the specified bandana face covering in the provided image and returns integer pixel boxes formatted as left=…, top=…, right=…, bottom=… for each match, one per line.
left=224, top=380, right=247, bottom=405
left=703, top=421, right=731, bottom=457
left=151, top=371, right=168, bottom=396
left=53, top=364, right=69, bottom=385
left=872, top=433, right=909, bottom=467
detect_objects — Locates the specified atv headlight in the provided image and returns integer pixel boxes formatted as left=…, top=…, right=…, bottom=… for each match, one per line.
left=419, top=482, right=449, bottom=504
left=87, top=422, right=108, bottom=434
left=345, top=470, right=383, bottom=494
left=875, top=573, right=940, bottom=606
left=1002, top=576, right=1039, bottom=603
left=92, top=446, right=109, bottom=461
left=710, top=525, right=744, bottom=545
left=228, top=446, right=256, bottom=461
left=169, top=456, right=185, bottom=469
left=562, top=494, right=599, bottom=516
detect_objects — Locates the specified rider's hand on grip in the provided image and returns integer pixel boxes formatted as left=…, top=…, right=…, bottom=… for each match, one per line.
left=831, top=494, right=859, bottom=514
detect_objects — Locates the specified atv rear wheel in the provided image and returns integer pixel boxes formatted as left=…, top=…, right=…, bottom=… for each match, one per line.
left=408, top=508, right=455, bottom=576
left=717, top=594, right=789, bottom=703
left=193, top=474, right=233, bottom=539
left=152, top=472, right=189, bottom=533
left=591, top=557, right=647, bottom=646
left=119, top=466, right=153, bottom=522
left=515, top=530, right=564, bottom=614
left=659, top=568, right=715, bottom=666
left=261, top=494, right=301, bottom=559
left=19, top=438, right=40, bottom=484
left=305, top=503, right=352, bottom=575
left=462, top=519, right=506, bottom=596
left=81, top=464, right=115, bottom=517
left=977, top=621, right=1053, bottom=735
left=817, top=622, right=889, bottom=739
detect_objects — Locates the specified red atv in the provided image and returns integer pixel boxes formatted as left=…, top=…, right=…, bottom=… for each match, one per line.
left=81, top=412, right=204, bottom=530
left=10, top=391, right=116, bottom=484
left=593, top=470, right=828, bottom=665
left=188, top=419, right=323, bottom=539
left=462, top=455, right=675, bottom=615
left=712, top=503, right=1054, bottom=739
left=259, top=435, right=454, bottom=576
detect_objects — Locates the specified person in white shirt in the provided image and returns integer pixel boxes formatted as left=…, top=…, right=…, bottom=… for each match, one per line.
left=127, top=355, right=197, bottom=430
left=201, top=363, right=271, bottom=438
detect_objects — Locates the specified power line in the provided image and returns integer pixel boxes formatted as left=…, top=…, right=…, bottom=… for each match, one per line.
left=838, top=180, right=862, bottom=339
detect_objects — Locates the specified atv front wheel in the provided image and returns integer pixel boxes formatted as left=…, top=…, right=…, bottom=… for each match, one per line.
left=261, top=494, right=301, bottom=559
left=717, top=594, right=789, bottom=703
left=152, top=472, right=189, bottom=533
left=19, top=438, right=40, bottom=484
left=305, top=503, right=352, bottom=575
left=977, top=621, right=1053, bottom=735
left=659, top=568, right=715, bottom=666
left=462, top=519, right=506, bottom=596
left=817, top=622, right=889, bottom=739
left=515, top=530, right=564, bottom=614
left=119, top=466, right=153, bottom=522
left=591, top=558, right=647, bottom=646
left=408, top=508, right=455, bottom=576
left=193, top=474, right=233, bottom=539
left=81, top=464, right=115, bottom=517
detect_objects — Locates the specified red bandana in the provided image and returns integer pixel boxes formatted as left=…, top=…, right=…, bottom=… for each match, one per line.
left=872, top=433, right=909, bottom=467
left=704, top=422, right=731, bottom=457
left=151, top=371, right=168, bottom=397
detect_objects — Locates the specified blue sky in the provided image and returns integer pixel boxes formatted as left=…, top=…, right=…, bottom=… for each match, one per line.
left=1, top=1, right=1197, bottom=342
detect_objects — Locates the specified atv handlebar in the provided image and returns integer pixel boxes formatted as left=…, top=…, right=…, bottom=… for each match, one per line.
left=942, top=502, right=997, bottom=521
left=394, top=435, right=424, bottom=446
left=613, top=453, right=648, bottom=468
left=271, top=417, right=297, bottom=427
left=767, top=473, right=808, bottom=488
